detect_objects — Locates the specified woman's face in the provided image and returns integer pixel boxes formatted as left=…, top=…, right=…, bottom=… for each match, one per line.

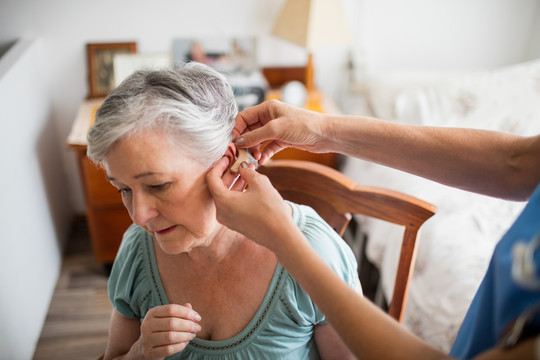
left=103, top=129, right=220, bottom=254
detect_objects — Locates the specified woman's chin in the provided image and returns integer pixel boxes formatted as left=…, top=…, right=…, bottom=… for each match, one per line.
left=156, top=237, right=194, bottom=255
left=151, top=223, right=219, bottom=255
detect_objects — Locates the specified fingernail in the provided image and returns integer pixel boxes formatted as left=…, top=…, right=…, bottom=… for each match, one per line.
left=192, top=311, right=201, bottom=321
left=233, top=137, right=245, bottom=147
left=240, top=161, right=248, bottom=168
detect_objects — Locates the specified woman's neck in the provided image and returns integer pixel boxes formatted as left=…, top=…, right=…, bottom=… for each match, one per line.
left=183, top=225, right=245, bottom=264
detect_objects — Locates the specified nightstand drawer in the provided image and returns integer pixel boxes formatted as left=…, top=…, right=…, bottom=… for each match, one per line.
left=86, top=207, right=132, bottom=263
left=81, top=156, right=123, bottom=206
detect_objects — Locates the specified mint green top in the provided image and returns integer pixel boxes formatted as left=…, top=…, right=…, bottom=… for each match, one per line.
left=108, top=202, right=358, bottom=359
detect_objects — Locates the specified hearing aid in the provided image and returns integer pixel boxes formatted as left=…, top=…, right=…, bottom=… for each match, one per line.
left=230, top=148, right=258, bottom=174
left=230, top=148, right=248, bottom=174
left=228, top=149, right=259, bottom=190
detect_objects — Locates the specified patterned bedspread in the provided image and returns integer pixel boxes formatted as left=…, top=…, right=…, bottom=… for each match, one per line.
left=341, top=59, right=540, bottom=351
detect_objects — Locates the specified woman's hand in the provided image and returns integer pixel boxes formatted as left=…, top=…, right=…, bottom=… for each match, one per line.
left=138, top=304, right=201, bottom=360
left=233, top=100, right=329, bottom=165
left=206, top=156, right=294, bottom=252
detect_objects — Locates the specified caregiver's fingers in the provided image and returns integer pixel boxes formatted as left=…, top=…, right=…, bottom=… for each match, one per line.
left=206, top=156, right=231, bottom=196
left=233, top=100, right=293, bottom=159
left=228, top=174, right=247, bottom=192
left=233, top=100, right=279, bottom=136
left=236, top=161, right=261, bottom=185
left=257, top=140, right=288, bottom=165
left=233, top=119, right=285, bottom=156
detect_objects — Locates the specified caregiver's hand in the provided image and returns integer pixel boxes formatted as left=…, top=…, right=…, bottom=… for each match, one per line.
left=233, top=100, right=330, bottom=165
left=139, top=304, right=201, bottom=360
left=206, top=156, right=294, bottom=251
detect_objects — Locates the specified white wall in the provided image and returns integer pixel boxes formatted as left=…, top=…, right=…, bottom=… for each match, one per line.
left=1, top=0, right=538, bottom=214
left=0, top=1, right=539, bottom=358
left=0, top=0, right=306, bottom=214
left=347, top=0, right=540, bottom=76
left=0, top=38, right=69, bottom=360
left=527, top=1, right=540, bottom=60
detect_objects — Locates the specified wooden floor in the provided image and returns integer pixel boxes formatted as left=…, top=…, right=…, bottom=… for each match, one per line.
left=33, top=218, right=111, bottom=360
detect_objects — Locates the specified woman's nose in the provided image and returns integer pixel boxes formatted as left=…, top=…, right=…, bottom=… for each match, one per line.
left=129, top=193, right=159, bottom=226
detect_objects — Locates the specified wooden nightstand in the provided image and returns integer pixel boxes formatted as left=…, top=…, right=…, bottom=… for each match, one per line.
left=67, top=98, right=132, bottom=264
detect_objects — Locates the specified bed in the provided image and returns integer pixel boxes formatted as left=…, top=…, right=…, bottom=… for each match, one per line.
left=340, top=58, right=540, bottom=352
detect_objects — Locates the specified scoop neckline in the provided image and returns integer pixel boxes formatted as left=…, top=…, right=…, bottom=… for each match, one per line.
left=145, top=232, right=287, bottom=354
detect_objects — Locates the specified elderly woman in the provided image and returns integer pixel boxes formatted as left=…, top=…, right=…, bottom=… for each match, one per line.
left=87, top=62, right=360, bottom=360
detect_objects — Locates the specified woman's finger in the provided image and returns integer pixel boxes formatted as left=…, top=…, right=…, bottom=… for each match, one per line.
left=145, top=316, right=202, bottom=334
left=141, top=304, right=202, bottom=359
left=148, top=329, right=198, bottom=345
left=147, top=304, right=201, bottom=322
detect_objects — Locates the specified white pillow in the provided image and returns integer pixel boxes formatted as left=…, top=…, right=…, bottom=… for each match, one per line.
left=395, top=59, right=540, bottom=135
left=367, top=71, right=465, bottom=123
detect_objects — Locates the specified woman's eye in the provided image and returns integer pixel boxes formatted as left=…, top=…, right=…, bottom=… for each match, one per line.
left=149, top=182, right=171, bottom=191
left=117, top=188, right=132, bottom=195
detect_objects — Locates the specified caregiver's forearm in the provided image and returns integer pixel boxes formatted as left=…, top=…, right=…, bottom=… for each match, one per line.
left=323, top=116, right=540, bottom=201
left=271, top=221, right=449, bottom=360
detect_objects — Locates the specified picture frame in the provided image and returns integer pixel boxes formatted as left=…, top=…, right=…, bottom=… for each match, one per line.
left=172, top=37, right=266, bottom=111
left=86, top=42, right=137, bottom=98
left=172, top=37, right=257, bottom=73
left=113, top=52, right=172, bottom=87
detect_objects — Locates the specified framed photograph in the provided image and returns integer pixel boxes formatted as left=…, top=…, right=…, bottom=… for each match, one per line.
left=172, top=37, right=257, bottom=73
left=113, top=52, right=172, bottom=87
left=172, top=37, right=266, bottom=111
left=86, top=42, right=137, bottom=98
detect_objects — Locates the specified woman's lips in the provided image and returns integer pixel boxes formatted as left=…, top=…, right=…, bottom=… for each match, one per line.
left=155, top=225, right=176, bottom=235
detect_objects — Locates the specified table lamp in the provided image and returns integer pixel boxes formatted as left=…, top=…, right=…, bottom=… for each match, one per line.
left=272, top=0, right=351, bottom=92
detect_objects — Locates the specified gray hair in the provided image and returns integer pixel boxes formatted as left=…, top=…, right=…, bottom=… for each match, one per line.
left=86, top=62, right=238, bottom=168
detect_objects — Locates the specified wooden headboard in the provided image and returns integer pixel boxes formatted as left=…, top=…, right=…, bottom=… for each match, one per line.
left=261, top=66, right=307, bottom=88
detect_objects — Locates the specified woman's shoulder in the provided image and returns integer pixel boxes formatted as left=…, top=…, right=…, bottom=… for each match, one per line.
left=118, top=223, right=148, bottom=248
left=108, top=224, right=165, bottom=318
left=287, top=201, right=331, bottom=232
left=275, top=203, right=358, bottom=327
left=287, top=201, right=358, bottom=285
left=288, top=202, right=355, bottom=254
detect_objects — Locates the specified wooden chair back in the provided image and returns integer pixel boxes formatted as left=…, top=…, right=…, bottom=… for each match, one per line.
left=258, top=160, right=437, bottom=323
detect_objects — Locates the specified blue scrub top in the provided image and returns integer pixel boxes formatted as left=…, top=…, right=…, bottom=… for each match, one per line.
left=450, top=182, right=540, bottom=359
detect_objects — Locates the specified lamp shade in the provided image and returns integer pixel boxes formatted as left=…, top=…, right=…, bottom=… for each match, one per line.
left=272, top=0, right=351, bottom=51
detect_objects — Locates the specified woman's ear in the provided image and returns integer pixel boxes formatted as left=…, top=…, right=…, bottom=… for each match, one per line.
left=213, top=143, right=247, bottom=192
left=223, top=142, right=253, bottom=173
left=223, top=142, right=237, bottom=172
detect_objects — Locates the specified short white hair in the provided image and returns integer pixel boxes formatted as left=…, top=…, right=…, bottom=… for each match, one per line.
left=87, top=62, right=237, bottom=167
